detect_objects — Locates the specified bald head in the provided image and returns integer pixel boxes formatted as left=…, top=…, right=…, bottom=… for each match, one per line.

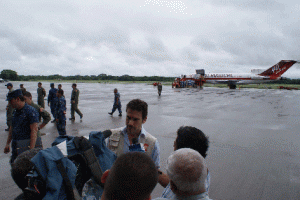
left=167, top=148, right=207, bottom=194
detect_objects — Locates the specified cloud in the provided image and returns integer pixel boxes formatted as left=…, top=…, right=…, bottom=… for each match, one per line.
left=0, top=38, right=21, bottom=62
left=209, top=0, right=285, bottom=11
left=0, top=0, right=299, bottom=78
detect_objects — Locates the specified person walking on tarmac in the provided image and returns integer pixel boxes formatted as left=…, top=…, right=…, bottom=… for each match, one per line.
left=108, top=88, right=122, bottom=116
left=48, top=83, right=58, bottom=123
left=19, top=84, right=26, bottom=94
left=5, top=83, right=14, bottom=131
left=55, top=89, right=67, bottom=135
left=69, top=83, right=83, bottom=121
left=158, top=82, right=162, bottom=96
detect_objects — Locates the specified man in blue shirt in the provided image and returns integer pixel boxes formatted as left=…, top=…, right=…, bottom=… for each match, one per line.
left=55, top=89, right=67, bottom=135
left=48, top=83, right=58, bottom=122
left=4, top=89, right=40, bottom=164
left=108, top=88, right=122, bottom=116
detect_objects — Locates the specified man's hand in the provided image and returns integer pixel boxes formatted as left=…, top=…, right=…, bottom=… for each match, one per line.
left=4, top=144, right=10, bottom=154
left=158, top=170, right=170, bottom=188
left=5, top=127, right=12, bottom=154
left=48, top=103, right=50, bottom=107
left=39, top=123, right=46, bottom=130
left=39, top=108, right=44, bottom=112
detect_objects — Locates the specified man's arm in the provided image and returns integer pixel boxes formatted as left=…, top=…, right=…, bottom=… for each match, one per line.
left=115, top=96, right=119, bottom=105
left=4, top=127, right=13, bottom=154
left=29, top=123, right=38, bottom=149
left=42, top=88, right=46, bottom=97
left=71, top=90, right=76, bottom=103
left=47, top=90, right=51, bottom=106
left=75, top=90, right=79, bottom=103
left=151, top=140, right=161, bottom=168
left=55, top=99, right=60, bottom=121
left=39, top=108, right=51, bottom=129
left=158, top=171, right=170, bottom=188
left=151, top=140, right=171, bottom=187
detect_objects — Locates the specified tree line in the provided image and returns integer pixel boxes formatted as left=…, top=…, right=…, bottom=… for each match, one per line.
left=0, top=69, right=175, bottom=82
left=273, top=79, right=300, bottom=84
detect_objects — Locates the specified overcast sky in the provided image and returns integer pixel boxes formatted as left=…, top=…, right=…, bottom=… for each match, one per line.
left=1, top=0, right=300, bottom=78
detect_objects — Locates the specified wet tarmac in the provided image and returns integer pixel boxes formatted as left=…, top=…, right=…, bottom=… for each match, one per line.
left=0, top=82, right=300, bottom=199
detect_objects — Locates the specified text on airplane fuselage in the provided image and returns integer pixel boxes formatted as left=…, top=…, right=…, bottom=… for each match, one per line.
left=205, top=74, right=236, bottom=78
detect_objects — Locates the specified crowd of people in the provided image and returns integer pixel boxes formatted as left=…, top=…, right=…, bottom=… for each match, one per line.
left=3, top=82, right=82, bottom=163
left=4, top=82, right=211, bottom=200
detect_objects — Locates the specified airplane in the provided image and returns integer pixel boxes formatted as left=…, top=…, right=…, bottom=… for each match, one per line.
left=203, top=60, right=298, bottom=89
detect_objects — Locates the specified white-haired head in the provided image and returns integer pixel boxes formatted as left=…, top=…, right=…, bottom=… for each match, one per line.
left=166, top=148, right=207, bottom=194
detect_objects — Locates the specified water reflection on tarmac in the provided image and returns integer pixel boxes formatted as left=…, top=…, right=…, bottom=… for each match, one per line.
left=1, top=82, right=300, bottom=199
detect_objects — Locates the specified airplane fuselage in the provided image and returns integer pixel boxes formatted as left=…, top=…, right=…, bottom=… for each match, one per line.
left=204, top=73, right=277, bottom=85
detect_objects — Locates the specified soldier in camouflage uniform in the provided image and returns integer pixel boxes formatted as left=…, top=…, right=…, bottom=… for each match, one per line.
left=157, top=83, right=162, bottom=96
left=37, top=82, right=46, bottom=108
left=69, top=83, right=83, bottom=120
left=5, top=83, right=14, bottom=131
left=23, top=91, right=51, bottom=136
left=55, top=89, right=66, bottom=135
left=19, top=84, right=26, bottom=95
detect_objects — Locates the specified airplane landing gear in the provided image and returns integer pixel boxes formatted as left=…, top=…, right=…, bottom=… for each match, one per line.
left=228, top=84, right=236, bottom=89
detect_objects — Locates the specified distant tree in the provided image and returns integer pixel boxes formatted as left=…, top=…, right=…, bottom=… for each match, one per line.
left=119, top=75, right=134, bottom=81
left=18, top=75, right=30, bottom=81
left=0, top=69, right=18, bottom=80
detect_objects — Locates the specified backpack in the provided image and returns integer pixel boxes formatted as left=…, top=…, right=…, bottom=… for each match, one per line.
left=18, top=130, right=116, bottom=200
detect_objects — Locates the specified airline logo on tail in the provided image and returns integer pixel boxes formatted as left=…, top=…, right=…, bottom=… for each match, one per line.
left=259, top=60, right=297, bottom=78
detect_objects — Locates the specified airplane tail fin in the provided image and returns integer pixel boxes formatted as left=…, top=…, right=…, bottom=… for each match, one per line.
left=258, top=60, right=297, bottom=79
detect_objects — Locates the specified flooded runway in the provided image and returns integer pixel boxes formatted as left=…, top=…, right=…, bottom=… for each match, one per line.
left=1, top=82, right=300, bottom=199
